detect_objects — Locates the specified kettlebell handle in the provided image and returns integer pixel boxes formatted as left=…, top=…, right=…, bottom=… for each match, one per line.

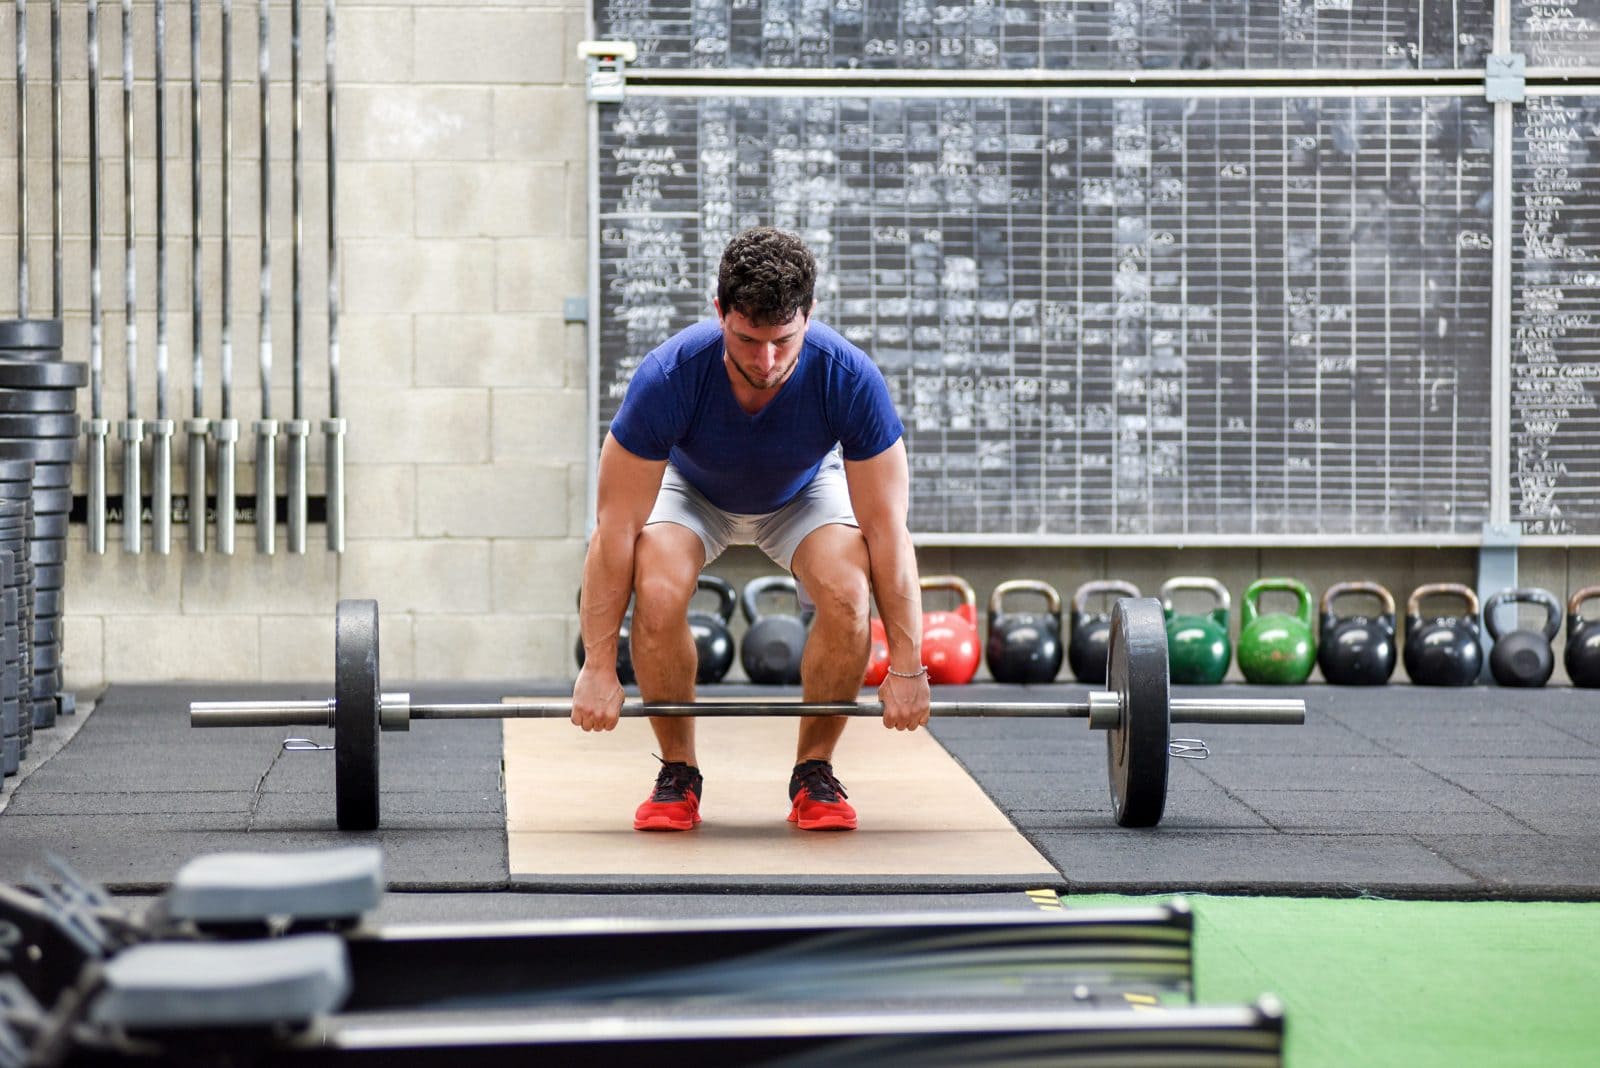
left=1320, top=581, right=1396, bottom=619
left=921, top=574, right=977, bottom=611
left=1241, top=577, right=1313, bottom=628
left=741, top=575, right=801, bottom=625
left=1569, top=585, right=1600, bottom=626
left=1483, top=586, right=1562, bottom=642
left=1071, top=580, right=1141, bottom=617
left=1406, top=582, right=1480, bottom=622
left=695, top=575, right=739, bottom=623
left=1159, top=576, right=1230, bottom=615
left=988, top=579, right=1062, bottom=622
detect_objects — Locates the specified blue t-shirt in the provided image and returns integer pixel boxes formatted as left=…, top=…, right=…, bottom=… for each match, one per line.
left=609, top=319, right=904, bottom=514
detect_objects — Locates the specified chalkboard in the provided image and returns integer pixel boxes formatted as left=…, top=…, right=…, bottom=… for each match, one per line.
left=1516, top=1, right=1600, bottom=70
left=595, top=91, right=1498, bottom=538
left=593, top=0, right=1493, bottom=71
left=1511, top=94, right=1600, bottom=536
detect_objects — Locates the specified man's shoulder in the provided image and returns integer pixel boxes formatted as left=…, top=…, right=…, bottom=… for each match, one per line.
left=804, top=320, right=877, bottom=377
left=647, top=320, right=725, bottom=378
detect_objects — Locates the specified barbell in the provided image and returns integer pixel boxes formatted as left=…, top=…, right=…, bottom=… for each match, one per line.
left=190, top=597, right=1304, bottom=832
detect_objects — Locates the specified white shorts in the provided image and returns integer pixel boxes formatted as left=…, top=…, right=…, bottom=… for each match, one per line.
left=646, top=450, right=859, bottom=580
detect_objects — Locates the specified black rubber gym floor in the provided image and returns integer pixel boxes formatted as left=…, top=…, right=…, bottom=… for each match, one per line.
left=0, top=680, right=1595, bottom=899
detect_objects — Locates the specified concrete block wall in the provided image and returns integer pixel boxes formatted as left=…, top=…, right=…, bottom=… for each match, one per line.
left=3, top=1, right=1597, bottom=690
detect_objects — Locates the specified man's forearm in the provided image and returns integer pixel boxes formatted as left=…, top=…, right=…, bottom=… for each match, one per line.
left=579, top=525, right=638, bottom=671
left=865, top=525, right=922, bottom=670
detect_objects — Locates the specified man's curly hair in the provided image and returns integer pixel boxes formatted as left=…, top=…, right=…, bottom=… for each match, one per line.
left=716, top=228, right=816, bottom=327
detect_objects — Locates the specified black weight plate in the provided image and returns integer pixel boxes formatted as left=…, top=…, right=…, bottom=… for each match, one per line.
left=32, top=645, right=60, bottom=672
left=0, top=461, right=36, bottom=482
left=31, top=515, right=67, bottom=539
left=31, top=465, right=71, bottom=490
left=33, top=564, right=62, bottom=590
left=33, top=488, right=71, bottom=512
left=29, top=540, right=64, bottom=566
left=31, top=699, right=55, bottom=730
left=0, top=390, right=77, bottom=414
left=1106, top=597, right=1171, bottom=829
left=0, top=360, right=86, bottom=388
left=33, top=590, right=58, bottom=618
left=0, top=321, right=64, bottom=349
left=33, top=620, right=59, bottom=643
left=0, top=414, right=81, bottom=438
left=336, top=599, right=381, bottom=831
left=0, top=439, right=76, bottom=463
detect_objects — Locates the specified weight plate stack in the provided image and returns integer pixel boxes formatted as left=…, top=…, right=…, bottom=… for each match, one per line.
left=0, top=326, right=81, bottom=720
left=0, top=498, right=30, bottom=747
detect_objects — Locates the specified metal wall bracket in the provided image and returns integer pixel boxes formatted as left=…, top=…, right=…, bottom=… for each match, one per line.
left=1477, top=522, right=1522, bottom=679
left=578, top=40, right=637, bottom=103
left=1485, top=53, right=1526, bottom=103
left=564, top=296, right=589, bottom=323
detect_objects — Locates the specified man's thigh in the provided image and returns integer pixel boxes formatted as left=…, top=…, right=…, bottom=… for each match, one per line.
left=645, top=464, right=737, bottom=565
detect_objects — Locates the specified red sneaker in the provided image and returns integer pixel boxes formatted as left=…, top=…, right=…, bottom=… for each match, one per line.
left=787, top=760, right=857, bottom=831
left=633, top=758, right=702, bottom=831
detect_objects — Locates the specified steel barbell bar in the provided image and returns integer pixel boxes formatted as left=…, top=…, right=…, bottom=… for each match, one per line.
left=190, top=598, right=1305, bottom=832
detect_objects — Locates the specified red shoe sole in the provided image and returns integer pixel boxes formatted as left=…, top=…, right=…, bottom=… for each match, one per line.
left=787, top=808, right=857, bottom=831
left=634, top=813, right=700, bottom=831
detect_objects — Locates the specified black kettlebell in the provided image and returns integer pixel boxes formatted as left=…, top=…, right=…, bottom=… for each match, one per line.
left=985, top=579, right=1064, bottom=684
left=1068, top=580, right=1141, bottom=684
left=1402, top=583, right=1482, bottom=687
left=1317, top=581, right=1397, bottom=686
left=740, top=575, right=810, bottom=685
left=1564, top=586, right=1600, bottom=688
left=573, top=588, right=634, bottom=684
left=689, top=575, right=738, bottom=684
left=1484, top=587, right=1561, bottom=688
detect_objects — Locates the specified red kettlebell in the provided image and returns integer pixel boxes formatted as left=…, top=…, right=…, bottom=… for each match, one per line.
left=863, top=616, right=890, bottom=687
left=920, top=575, right=981, bottom=684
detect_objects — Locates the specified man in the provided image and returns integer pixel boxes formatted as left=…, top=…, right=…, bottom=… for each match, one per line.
left=571, top=227, right=931, bottom=832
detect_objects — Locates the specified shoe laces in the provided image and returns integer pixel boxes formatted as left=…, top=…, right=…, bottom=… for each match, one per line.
left=792, top=760, right=847, bottom=804
left=649, top=756, right=701, bottom=803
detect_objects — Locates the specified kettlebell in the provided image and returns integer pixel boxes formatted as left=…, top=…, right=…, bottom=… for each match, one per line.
left=864, top=617, right=890, bottom=687
left=740, top=575, right=810, bottom=685
left=1564, top=586, right=1600, bottom=688
left=688, top=575, right=738, bottom=685
left=985, top=580, right=1064, bottom=684
left=920, top=575, right=981, bottom=685
left=1317, top=581, right=1397, bottom=686
left=573, top=588, right=635, bottom=685
left=1402, top=583, right=1482, bottom=687
left=1160, top=577, right=1232, bottom=685
left=1068, top=580, right=1141, bottom=684
left=1484, top=586, right=1561, bottom=688
left=1237, top=578, right=1316, bottom=684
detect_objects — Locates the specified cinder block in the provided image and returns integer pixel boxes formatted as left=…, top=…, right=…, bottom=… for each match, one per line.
left=341, top=313, right=417, bottom=386
left=105, top=615, right=260, bottom=682
left=415, top=314, right=567, bottom=388
left=566, top=161, right=585, bottom=238
left=492, top=87, right=587, bottom=161
left=495, top=238, right=586, bottom=314
left=491, top=389, right=588, bottom=465
left=340, top=6, right=416, bottom=84
left=413, top=9, right=566, bottom=85
left=340, top=163, right=415, bottom=238
left=563, top=320, right=588, bottom=390
left=339, top=539, right=492, bottom=614
left=342, top=239, right=497, bottom=315
left=66, top=534, right=185, bottom=615
left=341, top=86, right=492, bottom=162
left=63, top=616, right=106, bottom=693
left=568, top=462, right=589, bottom=537
left=415, top=163, right=568, bottom=239
left=345, top=464, right=418, bottom=539
left=342, top=387, right=489, bottom=465
left=260, top=611, right=418, bottom=683
left=414, top=614, right=572, bottom=679
left=417, top=463, right=568, bottom=538
left=491, top=539, right=588, bottom=615
left=180, top=550, right=341, bottom=614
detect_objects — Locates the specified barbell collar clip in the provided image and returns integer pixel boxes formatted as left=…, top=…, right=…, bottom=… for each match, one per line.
left=1087, top=691, right=1121, bottom=730
left=1169, top=739, right=1210, bottom=760
left=380, top=692, right=410, bottom=733
left=283, top=738, right=332, bottom=753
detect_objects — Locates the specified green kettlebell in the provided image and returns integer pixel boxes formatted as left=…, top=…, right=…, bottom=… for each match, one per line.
left=1161, top=577, right=1232, bottom=685
left=1238, top=577, right=1316, bottom=684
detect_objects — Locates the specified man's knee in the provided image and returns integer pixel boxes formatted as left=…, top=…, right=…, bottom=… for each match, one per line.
left=632, top=526, right=702, bottom=636
left=806, top=561, right=871, bottom=632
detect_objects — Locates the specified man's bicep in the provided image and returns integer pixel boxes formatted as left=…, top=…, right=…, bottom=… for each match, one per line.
left=843, top=440, right=910, bottom=537
left=596, top=433, right=668, bottom=531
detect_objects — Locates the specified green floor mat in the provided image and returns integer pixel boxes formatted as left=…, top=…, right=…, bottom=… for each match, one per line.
left=1069, top=894, right=1600, bottom=1068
